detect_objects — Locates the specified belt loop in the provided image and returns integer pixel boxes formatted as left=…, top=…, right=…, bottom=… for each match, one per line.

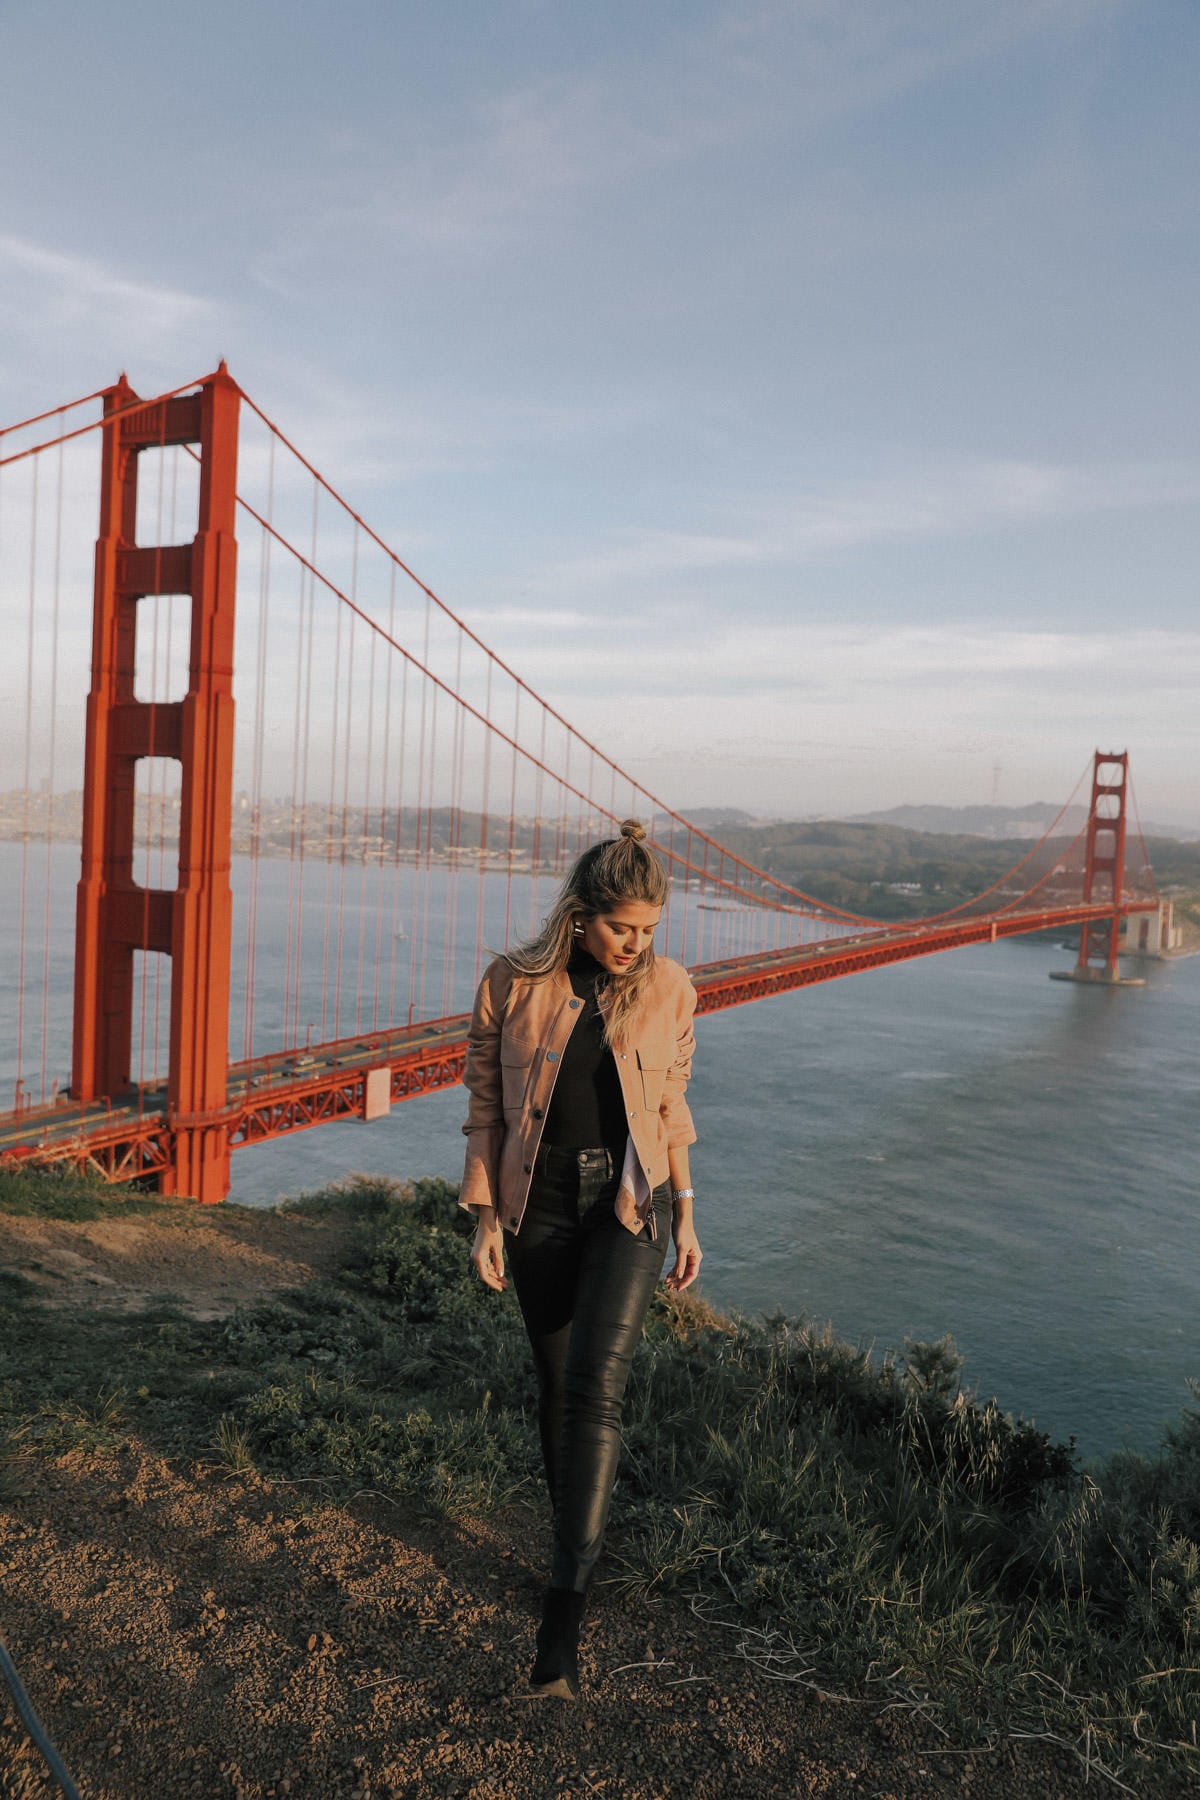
left=605, top=1148, right=613, bottom=1178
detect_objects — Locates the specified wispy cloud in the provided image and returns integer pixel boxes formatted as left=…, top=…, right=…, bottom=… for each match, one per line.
left=0, top=234, right=214, bottom=337
left=508, top=621, right=1199, bottom=815
left=710, top=0, right=1122, bottom=125
left=489, top=620, right=1200, bottom=701
left=255, top=0, right=1124, bottom=281
left=526, top=456, right=1200, bottom=589
left=249, top=78, right=638, bottom=284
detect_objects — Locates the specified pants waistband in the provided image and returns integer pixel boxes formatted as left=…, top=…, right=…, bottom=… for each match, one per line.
left=533, top=1143, right=615, bottom=1178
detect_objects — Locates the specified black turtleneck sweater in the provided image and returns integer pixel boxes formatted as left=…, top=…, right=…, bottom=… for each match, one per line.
left=542, top=949, right=628, bottom=1153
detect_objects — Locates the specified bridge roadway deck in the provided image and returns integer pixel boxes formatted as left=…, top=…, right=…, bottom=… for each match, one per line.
left=0, top=899, right=1158, bottom=1186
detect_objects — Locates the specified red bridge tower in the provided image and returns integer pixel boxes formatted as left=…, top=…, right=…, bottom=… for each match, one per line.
left=71, top=369, right=241, bottom=1201
left=1073, top=750, right=1132, bottom=983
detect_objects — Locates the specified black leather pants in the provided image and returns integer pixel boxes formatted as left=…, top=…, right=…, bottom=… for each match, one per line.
left=506, top=1147, right=670, bottom=1594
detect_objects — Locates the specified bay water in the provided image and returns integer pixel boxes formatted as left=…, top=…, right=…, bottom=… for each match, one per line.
left=3, top=842, right=1197, bottom=1460
left=226, top=937, right=1199, bottom=1461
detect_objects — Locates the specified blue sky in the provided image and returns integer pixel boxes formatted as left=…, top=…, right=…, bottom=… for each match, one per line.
left=1, top=0, right=1197, bottom=821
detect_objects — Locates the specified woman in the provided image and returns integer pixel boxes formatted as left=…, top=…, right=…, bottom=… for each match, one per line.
left=459, top=820, right=702, bottom=1700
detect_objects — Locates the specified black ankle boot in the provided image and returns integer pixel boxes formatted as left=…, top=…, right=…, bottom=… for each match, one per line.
left=529, top=1587, right=586, bottom=1699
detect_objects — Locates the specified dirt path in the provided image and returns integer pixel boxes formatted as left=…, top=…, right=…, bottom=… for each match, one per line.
left=0, top=1205, right=1173, bottom=1798
left=0, top=1200, right=353, bottom=1320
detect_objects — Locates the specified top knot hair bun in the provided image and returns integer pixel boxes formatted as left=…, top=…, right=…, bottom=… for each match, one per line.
left=503, top=816, right=669, bottom=1033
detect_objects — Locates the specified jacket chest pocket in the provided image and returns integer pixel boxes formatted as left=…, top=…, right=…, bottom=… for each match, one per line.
left=636, top=1048, right=667, bottom=1112
left=500, top=1033, right=539, bottom=1111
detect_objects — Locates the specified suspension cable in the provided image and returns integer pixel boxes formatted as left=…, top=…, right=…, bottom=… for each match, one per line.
left=0, top=373, right=214, bottom=471
left=0, top=384, right=110, bottom=439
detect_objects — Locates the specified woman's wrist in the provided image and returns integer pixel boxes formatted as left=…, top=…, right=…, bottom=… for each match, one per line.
left=670, top=1193, right=695, bottom=1233
left=473, top=1204, right=498, bottom=1230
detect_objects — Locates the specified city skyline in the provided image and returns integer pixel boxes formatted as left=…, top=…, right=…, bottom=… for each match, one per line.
left=3, top=781, right=1193, bottom=844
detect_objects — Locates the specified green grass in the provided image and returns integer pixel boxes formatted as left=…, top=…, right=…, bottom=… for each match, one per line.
left=1, top=1168, right=1198, bottom=1785
left=0, top=1159, right=166, bottom=1221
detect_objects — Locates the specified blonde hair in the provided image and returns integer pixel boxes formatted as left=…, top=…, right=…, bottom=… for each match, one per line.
left=505, top=820, right=670, bottom=1047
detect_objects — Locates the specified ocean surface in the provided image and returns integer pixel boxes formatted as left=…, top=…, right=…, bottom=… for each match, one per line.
left=223, top=937, right=1200, bottom=1462
left=3, top=842, right=1197, bottom=1460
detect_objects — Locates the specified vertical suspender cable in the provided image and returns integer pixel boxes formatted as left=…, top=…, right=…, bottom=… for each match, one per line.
left=285, top=482, right=318, bottom=1049
left=351, top=526, right=376, bottom=1035
left=15, top=455, right=39, bottom=1110
left=417, top=685, right=440, bottom=1024
left=320, top=595, right=344, bottom=1043
left=474, top=661, right=494, bottom=988
left=39, top=432, right=66, bottom=1103
left=282, top=554, right=304, bottom=1050
left=243, top=433, right=274, bottom=1059
left=356, top=539, right=379, bottom=1035
left=443, top=638, right=466, bottom=1018
left=334, top=602, right=357, bottom=1042
left=374, top=562, right=399, bottom=1033
left=678, top=828, right=691, bottom=968
left=530, top=710, right=547, bottom=937
left=660, top=816, right=674, bottom=957
left=503, top=684, right=519, bottom=952
left=407, top=598, right=431, bottom=1024
left=559, top=735, right=571, bottom=874
left=577, top=750, right=588, bottom=858
left=585, top=748, right=595, bottom=851
left=299, top=481, right=321, bottom=1049
left=388, top=656, right=409, bottom=1029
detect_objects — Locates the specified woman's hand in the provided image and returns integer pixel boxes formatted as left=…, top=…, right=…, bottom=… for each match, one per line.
left=470, top=1208, right=508, bottom=1292
left=664, top=1220, right=702, bottom=1292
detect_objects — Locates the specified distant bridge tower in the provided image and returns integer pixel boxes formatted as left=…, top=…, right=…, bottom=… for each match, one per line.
left=72, top=368, right=241, bottom=1201
left=1073, top=751, right=1131, bottom=982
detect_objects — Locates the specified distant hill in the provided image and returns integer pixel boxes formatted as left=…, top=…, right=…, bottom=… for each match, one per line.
left=849, top=802, right=1086, bottom=840
left=653, top=806, right=761, bottom=830
left=847, top=803, right=1198, bottom=842
left=685, top=813, right=1200, bottom=923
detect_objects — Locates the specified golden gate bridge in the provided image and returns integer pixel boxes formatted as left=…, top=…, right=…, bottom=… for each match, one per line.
left=0, top=369, right=1163, bottom=1202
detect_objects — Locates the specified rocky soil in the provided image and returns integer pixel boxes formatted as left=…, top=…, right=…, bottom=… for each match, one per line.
left=0, top=1202, right=1180, bottom=1798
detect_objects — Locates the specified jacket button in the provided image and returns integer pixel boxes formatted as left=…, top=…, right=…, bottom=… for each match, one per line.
left=532, top=1106, right=543, bottom=1120
left=523, top=1162, right=532, bottom=1173
left=568, top=999, right=580, bottom=1009
left=509, top=1216, right=518, bottom=1228
left=546, top=1050, right=558, bottom=1063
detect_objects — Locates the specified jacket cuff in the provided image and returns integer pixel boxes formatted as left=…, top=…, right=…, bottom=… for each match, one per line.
left=458, top=1128, right=503, bottom=1212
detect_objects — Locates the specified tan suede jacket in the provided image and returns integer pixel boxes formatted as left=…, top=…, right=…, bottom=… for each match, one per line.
left=458, top=955, right=698, bottom=1236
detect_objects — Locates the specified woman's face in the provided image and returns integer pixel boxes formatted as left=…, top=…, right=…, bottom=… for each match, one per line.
left=579, top=899, right=662, bottom=974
